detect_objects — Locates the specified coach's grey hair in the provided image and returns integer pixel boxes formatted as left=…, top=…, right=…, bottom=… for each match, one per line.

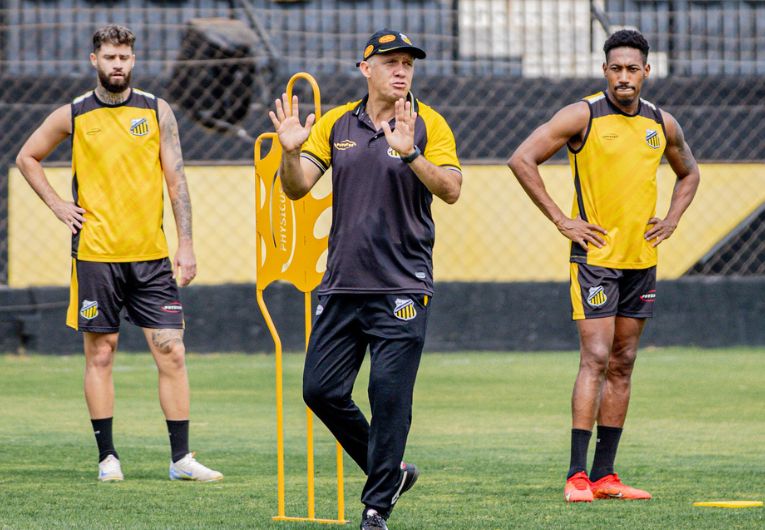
left=92, top=24, right=136, bottom=53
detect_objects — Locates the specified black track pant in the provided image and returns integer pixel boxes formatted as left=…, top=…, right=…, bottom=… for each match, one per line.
left=302, top=293, right=429, bottom=514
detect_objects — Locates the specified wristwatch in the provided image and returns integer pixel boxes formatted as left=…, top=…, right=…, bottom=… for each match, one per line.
left=400, top=145, right=421, bottom=164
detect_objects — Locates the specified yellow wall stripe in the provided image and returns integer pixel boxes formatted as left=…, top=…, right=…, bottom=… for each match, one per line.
left=431, top=163, right=765, bottom=281
left=8, top=164, right=765, bottom=286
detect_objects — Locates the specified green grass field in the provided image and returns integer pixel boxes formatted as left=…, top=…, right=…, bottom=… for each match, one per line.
left=0, top=348, right=763, bottom=529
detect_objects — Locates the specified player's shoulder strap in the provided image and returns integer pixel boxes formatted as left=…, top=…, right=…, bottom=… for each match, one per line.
left=132, top=88, right=156, bottom=100
left=638, top=97, right=664, bottom=124
left=71, top=90, right=98, bottom=118
left=582, top=91, right=606, bottom=104
left=72, top=90, right=93, bottom=105
left=581, top=91, right=612, bottom=119
left=129, top=88, right=160, bottom=114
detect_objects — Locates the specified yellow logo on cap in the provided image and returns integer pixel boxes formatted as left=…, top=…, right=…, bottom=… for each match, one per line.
left=400, top=33, right=412, bottom=44
left=364, top=44, right=374, bottom=59
left=379, top=34, right=396, bottom=44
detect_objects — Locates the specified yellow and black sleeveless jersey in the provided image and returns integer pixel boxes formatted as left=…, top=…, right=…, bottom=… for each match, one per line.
left=568, top=91, right=666, bottom=269
left=70, top=88, right=168, bottom=262
left=301, top=93, right=461, bottom=295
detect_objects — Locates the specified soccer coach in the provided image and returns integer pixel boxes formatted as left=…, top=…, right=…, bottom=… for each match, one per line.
left=269, top=29, right=462, bottom=530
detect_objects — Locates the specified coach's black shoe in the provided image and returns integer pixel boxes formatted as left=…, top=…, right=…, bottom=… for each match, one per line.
left=360, top=508, right=388, bottom=530
left=391, top=461, right=419, bottom=506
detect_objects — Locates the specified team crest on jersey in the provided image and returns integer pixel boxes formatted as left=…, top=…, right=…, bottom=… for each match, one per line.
left=129, top=118, right=149, bottom=136
left=393, top=298, right=417, bottom=321
left=586, top=286, right=607, bottom=308
left=645, top=129, right=661, bottom=149
left=387, top=147, right=402, bottom=159
left=80, top=300, right=99, bottom=320
left=334, top=140, right=357, bottom=151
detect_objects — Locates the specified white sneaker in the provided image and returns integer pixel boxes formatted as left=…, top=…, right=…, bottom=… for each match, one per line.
left=98, top=455, right=124, bottom=482
left=169, top=452, right=223, bottom=482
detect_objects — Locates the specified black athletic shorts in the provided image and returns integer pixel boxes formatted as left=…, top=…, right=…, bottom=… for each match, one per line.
left=569, top=263, right=656, bottom=320
left=66, top=258, right=184, bottom=333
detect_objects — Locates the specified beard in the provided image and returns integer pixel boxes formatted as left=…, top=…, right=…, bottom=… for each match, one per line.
left=613, top=86, right=637, bottom=106
left=98, top=68, right=131, bottom=93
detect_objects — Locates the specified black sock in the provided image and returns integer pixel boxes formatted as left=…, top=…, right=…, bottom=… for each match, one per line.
left=166, top=420, right=190, bottom=463
left=589, top=425, right=623, bottom=482
left=567, top=428, right=592, bottom=478
left=91, top=417, right=118, bottom=463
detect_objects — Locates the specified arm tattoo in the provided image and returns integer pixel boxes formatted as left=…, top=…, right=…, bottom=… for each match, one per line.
left=171, top=179, right=193, bottom=242
left=160, top=104, right=193, bottom=241
left=151, top=329, right=184, bottom=352
left=678, top=144, right=697, bottom=175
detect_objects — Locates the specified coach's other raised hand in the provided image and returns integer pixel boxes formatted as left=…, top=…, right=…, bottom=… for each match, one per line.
left=269, top=93, right=315, bottom=154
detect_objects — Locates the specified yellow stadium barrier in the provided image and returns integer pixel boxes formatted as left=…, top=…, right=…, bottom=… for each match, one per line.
left=254, top=72, right=348, bottom=525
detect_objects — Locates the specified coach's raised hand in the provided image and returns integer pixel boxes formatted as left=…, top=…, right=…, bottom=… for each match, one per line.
left=269, top=93, right=315, bottom=153
left=270, top=93, right=322, bottom=200
left=381, top=98, right=415, bottom=157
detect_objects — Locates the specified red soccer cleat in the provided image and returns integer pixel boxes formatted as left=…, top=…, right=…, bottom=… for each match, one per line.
left=564, top=471, right=593, bottom=503
left=590, top=473, right=652, bottom=500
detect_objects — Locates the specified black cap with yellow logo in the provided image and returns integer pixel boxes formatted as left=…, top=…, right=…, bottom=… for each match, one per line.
left=356, top=29, right=427, bottom=67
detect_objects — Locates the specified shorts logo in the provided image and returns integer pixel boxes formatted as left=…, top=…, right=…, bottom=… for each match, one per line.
left=393, top=298, right=417, bottom=321
left=334, top=140, right=357, bottom=151
left=645, top=128, right=661, bottom=149
left=80, top=299, right=98, bottom=320
left=130, top=118, right=149, bottom=136
left=387, top=147, right=402, bottom=159
left=315, top=304, right=324, bottom=316
left=161, top=301, right=183, bottom=313
left=640, top=290, right=656, bottom=303
left=586, top=286, right=607, bottom=308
